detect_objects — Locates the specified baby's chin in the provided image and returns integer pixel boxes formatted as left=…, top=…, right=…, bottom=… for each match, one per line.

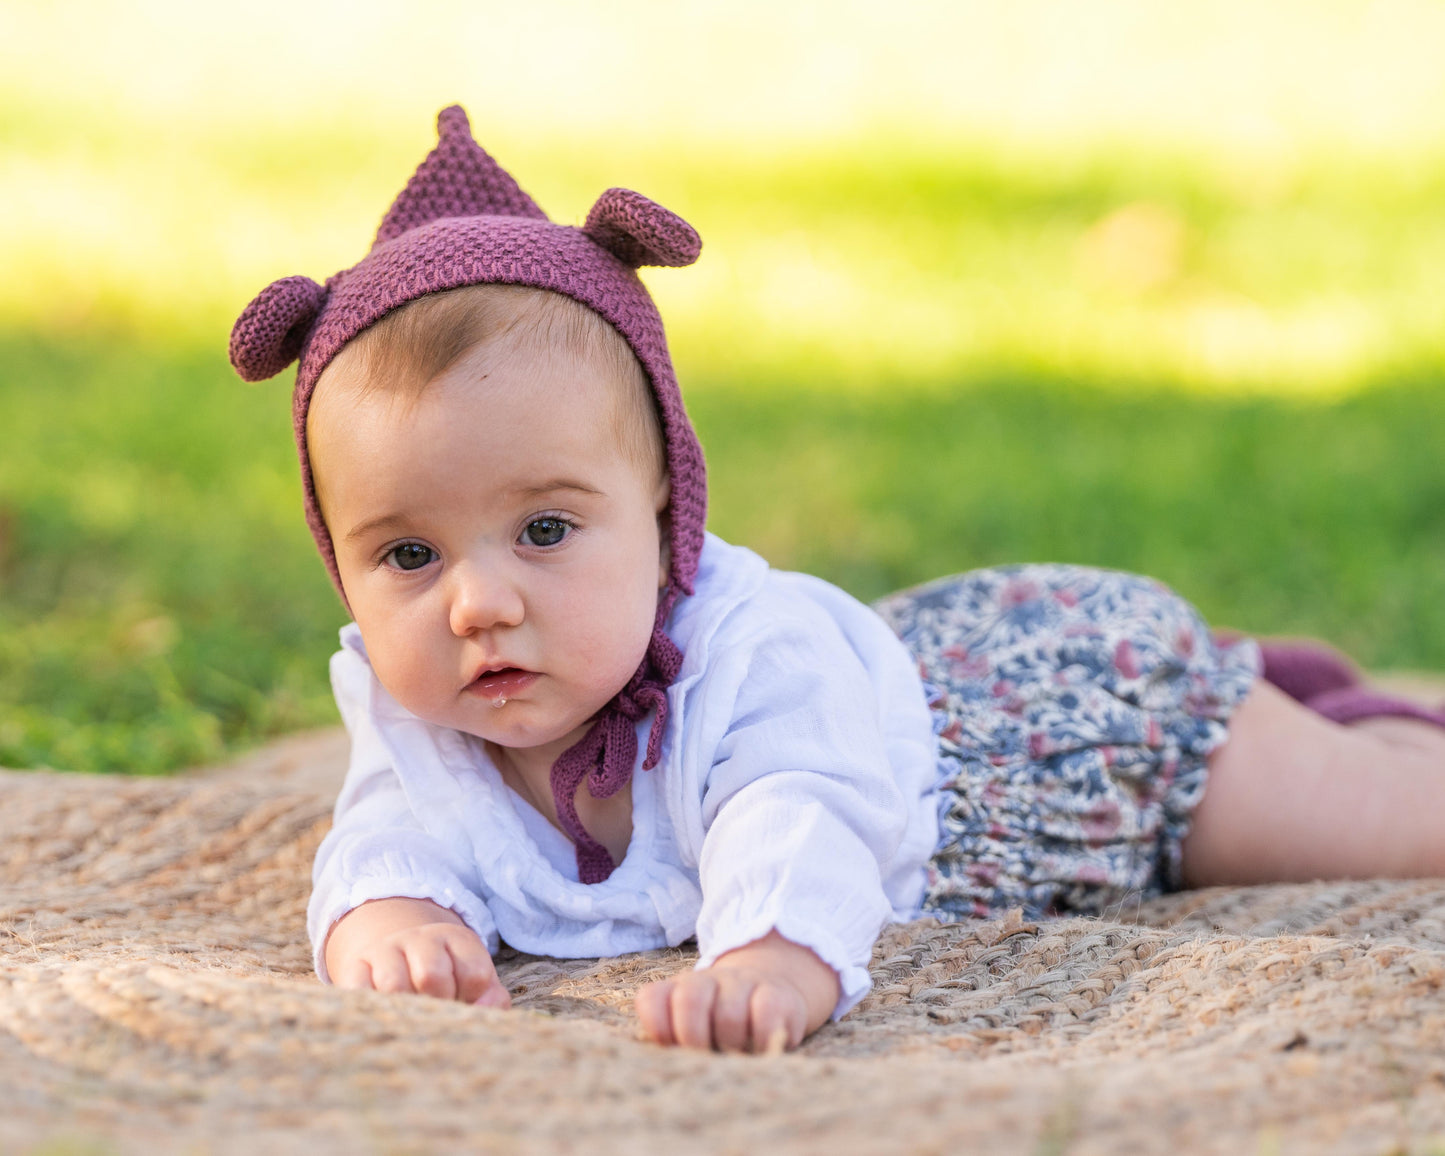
left=454, top=708, right=602, bottom=763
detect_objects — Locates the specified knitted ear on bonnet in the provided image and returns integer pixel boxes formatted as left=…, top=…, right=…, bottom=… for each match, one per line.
left=229, top=106, right=706, bottom=883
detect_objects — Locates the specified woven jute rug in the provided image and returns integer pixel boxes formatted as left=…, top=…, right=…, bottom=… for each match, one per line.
left=6, top=689, right=1445, bottom=1155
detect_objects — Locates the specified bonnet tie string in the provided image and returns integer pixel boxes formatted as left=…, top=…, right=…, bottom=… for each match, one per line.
left=549, top=611, right=684, bottom=884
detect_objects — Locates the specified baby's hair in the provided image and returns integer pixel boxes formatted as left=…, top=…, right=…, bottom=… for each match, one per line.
left=319, top=284, right=666, bottom=484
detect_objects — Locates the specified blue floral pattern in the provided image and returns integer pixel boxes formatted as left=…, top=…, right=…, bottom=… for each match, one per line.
left=872, top=565, right=1260, bottom=921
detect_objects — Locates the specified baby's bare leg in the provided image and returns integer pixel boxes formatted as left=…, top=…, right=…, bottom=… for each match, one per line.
left=1181, top=679, right=1445, bottom=887
left=1347, top=715, right=1445, bottom=758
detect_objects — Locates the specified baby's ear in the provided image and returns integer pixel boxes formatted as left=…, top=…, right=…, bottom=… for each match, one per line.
left=583, top=188, right=701, bottom=269
left=229, top=275, right=328, bottom=381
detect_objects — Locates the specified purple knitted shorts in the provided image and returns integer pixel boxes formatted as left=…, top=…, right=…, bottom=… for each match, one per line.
left=872, top=564, right=1261, bottom=921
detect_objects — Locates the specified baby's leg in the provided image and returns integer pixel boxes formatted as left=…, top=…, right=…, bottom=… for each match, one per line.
left=1347, top=715, right=1445, bottom=757
left=1181, top=679, right=1445, bottom=886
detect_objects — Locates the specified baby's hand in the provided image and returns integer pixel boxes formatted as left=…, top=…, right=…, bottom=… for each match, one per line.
left=635, top=930, right=840, bottom=1053
left=324, top=896, right=511, bottom=1007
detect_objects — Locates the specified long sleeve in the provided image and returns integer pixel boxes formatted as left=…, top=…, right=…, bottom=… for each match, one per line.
left=675, top=591, right=922, bottom=1019
left=307, top=640, right=499, bottom=982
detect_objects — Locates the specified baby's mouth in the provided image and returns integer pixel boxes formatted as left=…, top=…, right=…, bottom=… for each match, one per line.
left=466, top=667, right=538, bottom=706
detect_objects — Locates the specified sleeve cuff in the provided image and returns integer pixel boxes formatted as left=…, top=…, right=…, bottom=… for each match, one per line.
left=694, top=911, right=875, bottom=1022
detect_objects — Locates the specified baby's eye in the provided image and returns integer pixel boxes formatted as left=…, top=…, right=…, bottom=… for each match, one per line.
left=522, top=518, right=570, bottom=548
left=386, top=543, right=436, bottom=571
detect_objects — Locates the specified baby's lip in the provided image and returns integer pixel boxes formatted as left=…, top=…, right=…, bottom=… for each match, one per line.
left=465, top=666, right=539, bottom=699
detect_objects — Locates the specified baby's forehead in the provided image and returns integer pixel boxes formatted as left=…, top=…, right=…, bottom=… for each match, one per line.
left=319, top=337, right=615, bottom=419
left=447, top=341, right=662, bottom=474
left=311, top=284, right=665, bottom=482
left=317, top=342, right=662, bottom=487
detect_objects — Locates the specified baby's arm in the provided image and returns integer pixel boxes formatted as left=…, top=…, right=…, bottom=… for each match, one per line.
left=635, top=609, right=916, bottom=1052
left=324, top=896, right=510, bottom=1006
left=635, top=930, right=838, bottom=1052
left=313, top=641, right=508, bottom=1003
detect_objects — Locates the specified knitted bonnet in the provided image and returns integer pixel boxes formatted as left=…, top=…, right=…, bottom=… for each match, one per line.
left=229, top=105, right=706, bottom=883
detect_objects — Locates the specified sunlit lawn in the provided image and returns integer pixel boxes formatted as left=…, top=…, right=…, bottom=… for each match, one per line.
left=3, top=319, right=1443, bottom=773
left=5, top=3, right=1445, bottom=772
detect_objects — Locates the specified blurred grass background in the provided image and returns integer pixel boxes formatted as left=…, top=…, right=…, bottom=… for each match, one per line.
left=2, top=0, right=1444, bottom=772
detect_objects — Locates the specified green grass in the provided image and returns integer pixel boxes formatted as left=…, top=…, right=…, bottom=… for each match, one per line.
left=0, top=329, right=345, bottom=772
left=9, top=63, right=1445, bottom=775
left=696, top=371, right=1445, bottom=655
left=2, top=326, right=1442, bottom=774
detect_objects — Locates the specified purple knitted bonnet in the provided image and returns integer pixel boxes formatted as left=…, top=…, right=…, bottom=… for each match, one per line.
left=229, top=105, right=706, bottom=883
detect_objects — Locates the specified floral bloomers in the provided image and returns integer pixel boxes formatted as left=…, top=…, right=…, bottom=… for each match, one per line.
left=872, top=565, right=1261, bottom=921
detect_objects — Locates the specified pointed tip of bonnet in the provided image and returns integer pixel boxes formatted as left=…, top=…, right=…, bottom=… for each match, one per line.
left=372, top=103, right=548, bottom=248
left=436, top=103, right=472, bottom=139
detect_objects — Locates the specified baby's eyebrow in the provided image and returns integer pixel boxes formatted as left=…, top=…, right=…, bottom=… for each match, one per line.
left=512, top=479, right=605, bottom=499
left=342, top=481, right=603, bottom=542
left=343, top=513, right=410, bottom=542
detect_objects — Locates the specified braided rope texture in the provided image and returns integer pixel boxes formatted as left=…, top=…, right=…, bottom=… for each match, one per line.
left=5, top=717, right=1445, bottom=1154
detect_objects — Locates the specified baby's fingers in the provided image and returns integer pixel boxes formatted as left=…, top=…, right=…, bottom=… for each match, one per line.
left=367, top=945, right=419, bottom=996
left=331, top=956, right=376, bottom=992
left=667, top=973, right=722, bottom=1049
left=636, top=975, right=724, bottom=1049
left=635, top=979, right=679, bottom=1046
left=748, top=983, right=807, bottom=1054
left=402, top=936, right=460, bottom=1000
left=443, top=933, right=511, bottom=1008
left=711, top=976, right=755, bottom=1053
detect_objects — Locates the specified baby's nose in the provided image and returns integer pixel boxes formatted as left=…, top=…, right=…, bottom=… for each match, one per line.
left=447, top=564, right=525, bottom=635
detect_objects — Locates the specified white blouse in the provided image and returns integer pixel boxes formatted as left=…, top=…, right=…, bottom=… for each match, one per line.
left=308, top=533, right=941, bottom=1017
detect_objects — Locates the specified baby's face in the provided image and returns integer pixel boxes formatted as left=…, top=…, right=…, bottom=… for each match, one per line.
left=309, top=340, right=669, bottom=765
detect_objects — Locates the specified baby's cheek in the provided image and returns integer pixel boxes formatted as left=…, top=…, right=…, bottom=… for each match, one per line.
left=357, top=623, right=442, bottom=718
left=568, top=609, right=652, bottom=700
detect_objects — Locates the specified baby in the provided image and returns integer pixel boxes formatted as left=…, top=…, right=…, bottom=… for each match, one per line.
left=231, top=106, right=1445, bottom=1053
